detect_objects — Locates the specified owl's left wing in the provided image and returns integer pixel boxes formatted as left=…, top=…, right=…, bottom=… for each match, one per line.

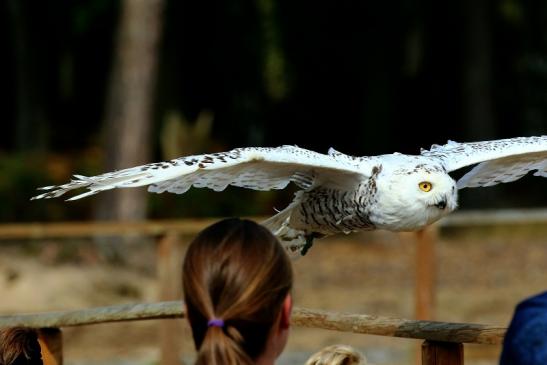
left=421, top=136, right=547, bottom=189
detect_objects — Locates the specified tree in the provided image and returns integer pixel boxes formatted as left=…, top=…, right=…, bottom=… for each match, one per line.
left=94, top=0, right=165, bottom=223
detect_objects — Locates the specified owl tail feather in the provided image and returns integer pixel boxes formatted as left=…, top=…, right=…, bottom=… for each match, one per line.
left=262, top=203, right=316, bottom=259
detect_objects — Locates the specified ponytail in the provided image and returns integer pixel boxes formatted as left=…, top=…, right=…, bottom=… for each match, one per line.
left=183, top=218, right=293, bottom=365
left=195, top=325, right=252, bottom=365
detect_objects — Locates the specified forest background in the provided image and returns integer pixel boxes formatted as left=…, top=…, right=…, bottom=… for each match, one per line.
left=1, top=0, right=546, bottom=224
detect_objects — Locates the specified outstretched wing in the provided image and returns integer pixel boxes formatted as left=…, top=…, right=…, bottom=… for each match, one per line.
left=421, top=136, right=547, bottom=189
left=31, top=146, right=368, bottom=201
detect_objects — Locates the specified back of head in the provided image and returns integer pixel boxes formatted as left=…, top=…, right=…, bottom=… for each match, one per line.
left=0, top=327, right=43, bottom=365
left=182, top=218, right=293, bottom=365
left=305, top=344, right=367, bottom=365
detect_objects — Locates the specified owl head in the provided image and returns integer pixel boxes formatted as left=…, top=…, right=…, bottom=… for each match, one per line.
left=373, top=161, right=458, bottom=231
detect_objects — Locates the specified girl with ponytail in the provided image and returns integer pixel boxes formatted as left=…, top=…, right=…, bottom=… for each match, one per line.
left=182, top=218, right=293, bottom=365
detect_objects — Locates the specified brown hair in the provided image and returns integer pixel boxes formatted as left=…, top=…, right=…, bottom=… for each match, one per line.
left=0, top=327, right=43, bottom=365
left=182, top=218, right=293, bottom=365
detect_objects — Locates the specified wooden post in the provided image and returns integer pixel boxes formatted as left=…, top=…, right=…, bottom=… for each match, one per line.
left=422, top=341, right=463, bottom=365
left=415, top=225, right=438, bottom=365
left=157, top=232, right=185, bottom=365
left=415, top=226, right=437, bottom=320
left=38, top=328, right=62, bottom=365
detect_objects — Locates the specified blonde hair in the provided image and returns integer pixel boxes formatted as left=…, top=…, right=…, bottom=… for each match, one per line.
left=182, top=218, right=293, bottom=365
left=305, top=344, right=367, bottom=365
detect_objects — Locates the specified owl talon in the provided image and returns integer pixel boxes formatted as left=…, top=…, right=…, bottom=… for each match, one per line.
left=300, top=232, right=324, bottom=256
left=300, top=236, right=314, bottom=256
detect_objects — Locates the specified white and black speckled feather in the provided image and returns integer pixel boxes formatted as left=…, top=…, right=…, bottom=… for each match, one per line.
left=31, top=146, right=366, bottom=201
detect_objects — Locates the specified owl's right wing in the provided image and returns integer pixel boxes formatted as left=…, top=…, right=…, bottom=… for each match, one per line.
left=31, top=146, right=370, bottom=201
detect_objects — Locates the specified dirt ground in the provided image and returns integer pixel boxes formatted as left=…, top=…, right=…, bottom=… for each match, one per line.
left=0, top=224, right=546, bottom=365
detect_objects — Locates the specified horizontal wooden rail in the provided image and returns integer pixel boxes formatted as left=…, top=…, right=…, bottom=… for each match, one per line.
left=0, top=301, right=505, bottom=345
left=0, top=219, right=218, bottom=239
left=0, top=302, right=182, bottom=328
left=293, top=307, right=505, bottom=345
left=0, top=209, right=545, bottom=240
left=438, top=208, right=547, bottom=227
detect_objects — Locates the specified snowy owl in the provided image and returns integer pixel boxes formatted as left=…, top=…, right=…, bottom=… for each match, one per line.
left=32, top=136, right=546, bottom=257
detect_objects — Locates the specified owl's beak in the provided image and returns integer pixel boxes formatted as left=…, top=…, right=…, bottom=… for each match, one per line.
left=434, top=200, right=447, bottom=210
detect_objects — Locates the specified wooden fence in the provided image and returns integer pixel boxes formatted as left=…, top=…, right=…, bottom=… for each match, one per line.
left=0, top=301, right=506, bottom=365
left=1, top=208, right=545, bottom=365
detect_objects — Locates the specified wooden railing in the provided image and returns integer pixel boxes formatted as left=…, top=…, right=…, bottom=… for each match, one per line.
left=0, top=301, right=506, bottom=344
left=0, top=301, right=506, bottom=365
left=1, top=209, right=545, bottom=364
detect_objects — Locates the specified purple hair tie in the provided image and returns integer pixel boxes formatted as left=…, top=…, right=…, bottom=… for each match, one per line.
left=207, top=318, right=224, bottom=328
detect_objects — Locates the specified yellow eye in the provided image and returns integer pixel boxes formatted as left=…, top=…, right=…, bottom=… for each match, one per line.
left=419, top=182, right=433, bottom=192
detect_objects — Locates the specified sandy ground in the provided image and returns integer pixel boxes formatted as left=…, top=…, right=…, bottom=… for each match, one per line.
left=0, top=224, right=546, bottom=365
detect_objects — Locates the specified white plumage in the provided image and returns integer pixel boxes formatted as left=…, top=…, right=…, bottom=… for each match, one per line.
left=32, top=136, right=547, bottom=257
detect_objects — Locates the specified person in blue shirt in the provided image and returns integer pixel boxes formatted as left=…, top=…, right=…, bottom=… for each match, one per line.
left=500, top=291, right=547, bottom=365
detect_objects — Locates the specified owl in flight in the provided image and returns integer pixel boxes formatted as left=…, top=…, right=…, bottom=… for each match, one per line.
left=32, top=136, right=546, bottom=258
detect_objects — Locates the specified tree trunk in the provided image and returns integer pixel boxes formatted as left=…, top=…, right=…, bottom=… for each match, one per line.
left=94, top=0, right=165, bottom=223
